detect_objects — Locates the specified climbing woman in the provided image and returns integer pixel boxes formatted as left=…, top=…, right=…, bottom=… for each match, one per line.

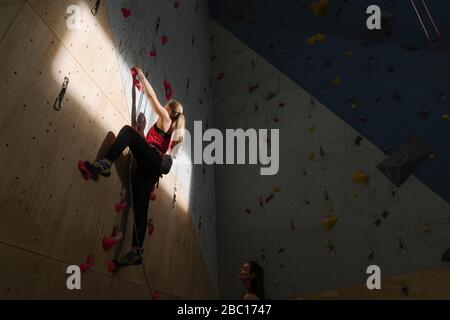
left=238, top=261, right=266, bottom=300
left=78, top=66, right=185, bottom=267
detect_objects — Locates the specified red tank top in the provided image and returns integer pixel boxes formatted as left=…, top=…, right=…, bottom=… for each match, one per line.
left=146, top=124, right=172, bottom=155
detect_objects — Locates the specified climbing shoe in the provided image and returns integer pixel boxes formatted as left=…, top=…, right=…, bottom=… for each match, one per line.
left=78, top=159, right=111, bottom=181
left=116, top=247, right=144, bottom=267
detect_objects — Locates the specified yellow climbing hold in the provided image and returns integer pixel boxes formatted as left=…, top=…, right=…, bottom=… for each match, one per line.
left=272, top=186, right=282, bottom=193
left=311, top=0, right=330, bottom=17
left=422, top=224, right=432, bottom=233
left=322, top=214, right=338, bottom=231
left=309, top=125, right=316, bottom=132
left=309, top=152, right=316, bottom=160
left=442, top=114, right=450, bottom=122
left=345, top=50, right=354, bottom=57
left=306, top=33, right=327, bottom=45
left=332, top=76, right=341, bottom=85
left=352, top=171, right=370, bottom=185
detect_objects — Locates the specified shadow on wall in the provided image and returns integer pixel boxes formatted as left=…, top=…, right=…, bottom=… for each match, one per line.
left=0, top=0, right=213, bottom=299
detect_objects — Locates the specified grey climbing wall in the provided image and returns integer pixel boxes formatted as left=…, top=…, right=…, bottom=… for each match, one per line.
left=211, top=21, right=450, bottom=299
left=106, top=0, right=218, bottom=292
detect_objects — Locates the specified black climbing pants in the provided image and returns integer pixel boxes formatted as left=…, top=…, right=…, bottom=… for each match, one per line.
left=105, top=125, right=161, bottom=248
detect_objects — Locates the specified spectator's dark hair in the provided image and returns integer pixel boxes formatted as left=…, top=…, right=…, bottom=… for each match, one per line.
left=247, top=261, right=266, bottom=300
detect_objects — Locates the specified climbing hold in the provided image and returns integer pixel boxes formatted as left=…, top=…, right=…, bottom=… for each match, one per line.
left=401, top=286, right=409, bottom=296
left=441, top=248, right=450, bottom=262
left=249, top=85, right=259, bottom=93
left=265, top=195, right=275, bottom=203
left=161, top=35, right=169, bottom=45
left=107, top=260, right=118, bottom=273
left=272, top=186, right=281, bottom=193
left=245, top=209, right=252, bottom=214
left=148, top=218, right=155, bottom=237
left=374, top=219, right=382, bottom=227
left=322, top=214, right=338, bottom=231
left=309, top=126, right=316, bottom=133
left=150, top=193, right=157, bottom=201
left=163, top=80, right=173, bottom=100
left=382, top=211, right=389, bottom=219
left=442, top=114, right=450, bottom=122
left=114, top=201, right=127, bottom=213
left=131, top=67, right=142, bottom=91
left=149, top=50, right=157, bottom=58
left=54, top=77, right=69, bottom=111
left=174, top=1, right=180, bottom=9
left=332, top=76, right=341, bottom=85
left=326, top=240, right=336, bottom=255
left=377, top=137, right=432, bottom=187
left=121, top=8, right=131, bottom=18
left=306, top=33, right=326, bottom=45
left=79, top=254, right=95, bottom=273
left=352, top=171, right=370, bottom=185
left=216, top=72, right=224, bottom=81
left=422, top=224, right=432, bottom=233
left=345, top=50, right=354, bottom=57
left=151, top=290, right=160, bottom=300
left=311, top=0, right=330, bottom=17
left=354, top=136, right=363, bottom=146
left=102, top=226, right=123, bottom=252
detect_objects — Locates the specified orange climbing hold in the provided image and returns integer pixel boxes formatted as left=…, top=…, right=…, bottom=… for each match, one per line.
left=311, top=0, right=330, bottom=17
left=322, top=214, right=338, bottom=231
left=352, top=170, right=370, bottom=185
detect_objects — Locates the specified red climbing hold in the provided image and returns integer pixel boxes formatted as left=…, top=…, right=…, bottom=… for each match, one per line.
left=148, top=218, right=155, bottom=237
left=216, top=72, right=224, bottom=80
left=151, top=290, right=160, bottom=300
left=79, top=254, right=95, bottom=273
left=149, top=50, right=157, bottom=58
left=150, top=193, right=157, bottom=201
left=161, top=35, right=169, bottom=45
left=163, top=80, right=173, bottom=100
left=114, top=201, right=127, bottom=213
left=107, top=260, right=118, bottom=273
left=121, top=8, right=131, bottom=18
left=265, top=195, right=274, bottom=203
left=245, top=209, right=252, bottom=214
left=102, top=226, right=123, bottom=252
left=131, top=67, right=142, bottom=91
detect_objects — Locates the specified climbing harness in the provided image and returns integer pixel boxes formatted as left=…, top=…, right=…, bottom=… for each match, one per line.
left=54, top=77, right=69, bottom=111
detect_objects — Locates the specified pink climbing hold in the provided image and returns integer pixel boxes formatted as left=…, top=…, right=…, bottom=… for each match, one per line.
left=265, top=195, right=275, bottom=203
left=149, top=50, right=157, bottom=58
left=102, top=226, right=124, bottom=252
left=131, top=67, right=142, bottom=91
left=114, top=200, right=127, bottom=213
left=163, top=80, right=173, bottom=100
left=216, top=72, right=224, bottom=80
left=107, top=260, right=118, bottom=273
left=161, top=35, right=169, bottom=45
left=121, top=8, right=131, bottom=18
left=151, top=290, right=160, bottom=300
left=148, top=218, right=155, bottom=237
left=79, top=254, right=95, bottom=273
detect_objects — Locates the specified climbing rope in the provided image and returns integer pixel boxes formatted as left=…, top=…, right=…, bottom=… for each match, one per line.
left=420, top=0, right=450, bottom=58
left=410, top=0, right=450, bottom=90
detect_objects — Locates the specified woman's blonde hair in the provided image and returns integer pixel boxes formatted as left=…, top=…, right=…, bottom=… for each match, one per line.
left=167, top=99, right=185, bottom=153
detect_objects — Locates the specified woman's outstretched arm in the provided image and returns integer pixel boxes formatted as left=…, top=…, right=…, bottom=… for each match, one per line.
left=136, top=67, right=170, bottom=122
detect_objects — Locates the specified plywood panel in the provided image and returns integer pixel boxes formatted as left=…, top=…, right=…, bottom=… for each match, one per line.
left=27, top=0, right=129, bottom=120
left=0, top=0, right=24, bottom=42
left=0, top=1, right=215, bottom=299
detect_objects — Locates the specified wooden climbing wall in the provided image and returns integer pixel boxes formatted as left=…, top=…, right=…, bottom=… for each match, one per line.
left=0, top=0, right=214, bottom=299
left=303, top=266, right=450, bottom=300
